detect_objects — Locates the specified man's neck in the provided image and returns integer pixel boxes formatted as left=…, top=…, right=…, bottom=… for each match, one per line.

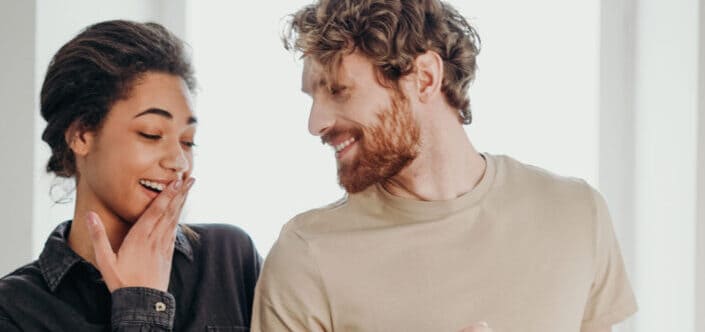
left=381, top=116, right=486, bottom=201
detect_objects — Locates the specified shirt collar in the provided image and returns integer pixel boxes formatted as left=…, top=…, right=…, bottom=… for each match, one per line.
left=39, top=220, right=194, bottom=292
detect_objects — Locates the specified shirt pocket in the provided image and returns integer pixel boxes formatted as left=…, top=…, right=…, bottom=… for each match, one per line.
left=206, top=326, right=249, bottom=331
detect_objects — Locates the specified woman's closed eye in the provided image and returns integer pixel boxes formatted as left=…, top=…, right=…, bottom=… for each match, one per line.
left=138, top=132, right=161, bottom=140
left=139, top=131, right=196, bottom=149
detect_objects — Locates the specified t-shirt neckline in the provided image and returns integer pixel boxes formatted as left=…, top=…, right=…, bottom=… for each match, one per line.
left=368, top=152, right=497, bottom=221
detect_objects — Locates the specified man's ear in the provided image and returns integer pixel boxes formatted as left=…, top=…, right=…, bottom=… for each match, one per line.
left=414, top=51, right=444, bottom=103
left=65, top=121, right=95, bottom=157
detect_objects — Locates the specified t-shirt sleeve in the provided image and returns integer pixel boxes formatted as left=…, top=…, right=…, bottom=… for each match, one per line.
left=580, top=188, right=638, bottom=331
left=251, top=222, right=332, bottom=332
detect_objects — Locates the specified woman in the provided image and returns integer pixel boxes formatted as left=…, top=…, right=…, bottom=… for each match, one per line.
left=0, top=20, right=260, bottom=331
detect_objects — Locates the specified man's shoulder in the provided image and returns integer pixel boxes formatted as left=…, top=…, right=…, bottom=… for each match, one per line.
left=279, top=195, right=351, bottom=237
left=489, top=154, right=611, bottom=254
left=488, top=154, right=605, bottom=225
left=492, top=154, right=594, bottom=201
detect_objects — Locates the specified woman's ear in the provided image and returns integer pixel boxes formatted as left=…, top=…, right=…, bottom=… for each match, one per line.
left=65, top=121, right=95, bottom=157
left=414, top=51, right=444, bottom=103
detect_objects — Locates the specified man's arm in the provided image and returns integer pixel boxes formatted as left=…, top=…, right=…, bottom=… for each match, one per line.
left=580, top=187, right=637, bottom=330
left=251, top=223, right=332, bottom=332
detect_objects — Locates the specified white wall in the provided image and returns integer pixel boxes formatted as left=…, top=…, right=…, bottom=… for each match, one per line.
left=599, top=0, right=638, bottom=330
left=186, top=0, right=340, bottom=260
left=600, top=0, right=703, bottom=331
left=0, top=0, right=36, bottom=275
left=461, top=0, right=600, bottom=187
left=633, top=0, right=699, bottom=330
left=697, top=0, right=705, bottom=328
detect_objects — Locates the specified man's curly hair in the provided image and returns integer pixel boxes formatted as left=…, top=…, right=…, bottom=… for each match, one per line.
left=284, top=0, right=480, bottom=124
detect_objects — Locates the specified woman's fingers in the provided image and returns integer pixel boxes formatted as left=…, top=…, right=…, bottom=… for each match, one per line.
left=85, top=177, right=194, bottom=293
left=153, top=178, right=195, bottom=247
left=86, top=211, right=120, bottom=292
left=132, top=178, right=183, bottom=239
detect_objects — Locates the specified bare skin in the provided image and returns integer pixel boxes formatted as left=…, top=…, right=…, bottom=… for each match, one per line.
left=88, top=178, right=194, bottom=292
left=304, top=51, right=486, bottom=203
left=66, top=72, right=197, bottom=292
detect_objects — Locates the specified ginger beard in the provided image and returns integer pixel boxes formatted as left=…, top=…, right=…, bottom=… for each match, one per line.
left=328, top=93, right=421, bottom=193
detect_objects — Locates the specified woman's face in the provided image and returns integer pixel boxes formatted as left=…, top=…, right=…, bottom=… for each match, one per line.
left=75, top=72, right=196, bottom=223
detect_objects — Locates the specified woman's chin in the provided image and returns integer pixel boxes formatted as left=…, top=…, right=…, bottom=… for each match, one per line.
left=115, top=205, right=148, bottom=225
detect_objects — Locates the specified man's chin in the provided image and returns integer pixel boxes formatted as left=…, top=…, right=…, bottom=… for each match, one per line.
left=338, top=172, right=379, bottom=194
left=340, top=181, right=376, bottom=194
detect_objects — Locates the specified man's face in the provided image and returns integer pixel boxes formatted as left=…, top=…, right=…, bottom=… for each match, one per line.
left=302, top=53, right=421, bottom=193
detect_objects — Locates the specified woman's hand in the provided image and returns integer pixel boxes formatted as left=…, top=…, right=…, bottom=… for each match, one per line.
left=86, top=177, right=195, bottom=293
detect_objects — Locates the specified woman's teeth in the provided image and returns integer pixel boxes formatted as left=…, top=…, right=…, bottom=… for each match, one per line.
left=139, top=179, right=165, bottom=192
left=334, top=137, right=356, bottom=152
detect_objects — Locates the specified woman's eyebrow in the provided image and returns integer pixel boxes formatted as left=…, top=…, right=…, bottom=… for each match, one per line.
left=134, top=108, right=197, bottom=124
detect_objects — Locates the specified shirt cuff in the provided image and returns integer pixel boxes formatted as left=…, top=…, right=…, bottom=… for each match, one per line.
left=111, top=287, right=175, bottom=331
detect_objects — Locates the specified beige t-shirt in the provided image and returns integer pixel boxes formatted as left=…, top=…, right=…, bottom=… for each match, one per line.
left=252, top=154, right=637, bottom=332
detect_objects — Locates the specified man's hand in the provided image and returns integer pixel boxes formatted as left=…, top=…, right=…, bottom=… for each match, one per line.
left=87, top=177, right=195, bottom=293
left=459, top=322, right=492, bottom=332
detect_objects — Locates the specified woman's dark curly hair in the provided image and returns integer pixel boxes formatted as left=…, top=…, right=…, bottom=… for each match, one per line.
left=40, top=20, right=196, bottom=178
left=284, top=0, right=480, bottom=124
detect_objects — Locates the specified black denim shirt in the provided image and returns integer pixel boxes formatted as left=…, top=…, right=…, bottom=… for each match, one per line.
left=0, top=221, right=261, bottom=331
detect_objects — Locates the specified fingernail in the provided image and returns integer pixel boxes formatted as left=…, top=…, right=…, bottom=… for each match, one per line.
left=172, top=179, right=183, bottom=191
left=186, top=178, right=196, bottom=189
left=478, top=321, right=489, bottom=328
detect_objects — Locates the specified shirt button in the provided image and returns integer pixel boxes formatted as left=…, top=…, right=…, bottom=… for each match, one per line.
left=155, top=301, right=167, bottom=312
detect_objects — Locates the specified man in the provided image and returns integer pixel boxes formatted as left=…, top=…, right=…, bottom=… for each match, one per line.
left=252, top=1, right=637, bottom=331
